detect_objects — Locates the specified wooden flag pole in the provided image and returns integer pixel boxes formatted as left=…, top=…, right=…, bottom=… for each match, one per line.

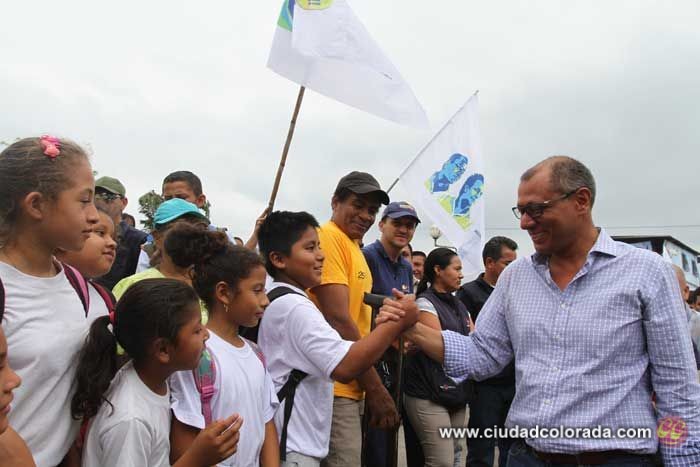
left=267, top=85, right=306, bottom=210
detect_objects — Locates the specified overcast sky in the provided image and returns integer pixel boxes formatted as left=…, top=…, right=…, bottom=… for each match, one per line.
left=2, top=0, right=699, bottom=265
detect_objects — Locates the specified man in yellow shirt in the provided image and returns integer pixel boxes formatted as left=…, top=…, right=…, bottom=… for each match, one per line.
left=309, top=172, right=397, bottom=467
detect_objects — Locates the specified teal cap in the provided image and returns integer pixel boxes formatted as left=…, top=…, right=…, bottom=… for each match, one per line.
left=154, top=198, right=208, bottom=227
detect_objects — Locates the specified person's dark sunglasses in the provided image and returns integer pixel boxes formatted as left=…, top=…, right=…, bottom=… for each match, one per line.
left=95, top=191, right=123, bottom=202
left=512, top=189, right=580, bottom=220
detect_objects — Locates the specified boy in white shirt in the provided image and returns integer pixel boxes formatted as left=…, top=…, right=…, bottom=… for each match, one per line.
left=257, top=211, right=419, bottom=466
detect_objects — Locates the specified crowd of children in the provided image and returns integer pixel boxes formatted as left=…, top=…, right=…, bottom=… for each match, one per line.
left=3, top=134, right=700, bottom=467
left=0, top=136, right=419, bottom=467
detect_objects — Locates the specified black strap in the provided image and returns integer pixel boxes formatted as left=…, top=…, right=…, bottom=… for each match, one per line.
left=0, top=277, right=5, bottom=322
left=241, top=286, right=305, bottom=342
left=267, top=286, right=308, bottom=461
left=277, top=369, right=308, bottom=461
left=267, top=286, right=303, bottom=303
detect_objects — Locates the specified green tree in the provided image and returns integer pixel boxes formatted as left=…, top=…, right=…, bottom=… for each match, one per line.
left=202, top=200, right=212, bottom=218
left=138, top=190, right=164, bottom=232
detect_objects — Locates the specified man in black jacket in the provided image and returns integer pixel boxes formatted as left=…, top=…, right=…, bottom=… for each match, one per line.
left=457, top=236, right=517, bottom=467
left=93, top=176, right=147, bottom=290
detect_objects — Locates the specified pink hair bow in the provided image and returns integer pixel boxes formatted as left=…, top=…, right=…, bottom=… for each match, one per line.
left=40, top=135, right=61, bottom=159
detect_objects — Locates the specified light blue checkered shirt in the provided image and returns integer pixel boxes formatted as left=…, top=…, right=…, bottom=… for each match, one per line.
left=442, top=229, right=700, bottom=465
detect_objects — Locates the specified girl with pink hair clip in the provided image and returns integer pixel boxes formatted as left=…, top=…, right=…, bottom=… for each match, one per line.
left=0, top=136, right=99, bottom=467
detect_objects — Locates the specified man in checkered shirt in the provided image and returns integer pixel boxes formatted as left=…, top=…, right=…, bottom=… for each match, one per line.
left=380, top=156, right=700, bottom=466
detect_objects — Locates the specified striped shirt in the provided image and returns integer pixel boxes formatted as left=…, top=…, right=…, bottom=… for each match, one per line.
left=442, top=229, right=700, bottom=466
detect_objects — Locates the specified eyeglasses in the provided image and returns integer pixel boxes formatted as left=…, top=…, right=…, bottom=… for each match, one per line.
left=95, top=191, right=123, bottom=202
left=512, top=189, right=579, bottom=219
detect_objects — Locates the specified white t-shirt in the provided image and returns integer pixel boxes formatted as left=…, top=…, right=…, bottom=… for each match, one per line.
left=86, top=282, right=111, bottom=323
left=82, top=361, right=171, bottom=467
left=416, top=297, right=438, bottom=316
left=135, top=249, right=151, bottom=274
left=258, top=282, right=353, bottom=459
left=169, top=330, right=278, bottom=467
left=0, top=261, right=94, bottom=467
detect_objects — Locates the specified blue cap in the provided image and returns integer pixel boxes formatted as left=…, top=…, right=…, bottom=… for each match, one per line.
left=381, top=201, right=420, bottom=223
left=154, top=198, right=208, bottom=227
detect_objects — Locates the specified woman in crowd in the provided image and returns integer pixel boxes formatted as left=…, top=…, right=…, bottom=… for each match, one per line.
left=403, top=247, right=473, bottom=467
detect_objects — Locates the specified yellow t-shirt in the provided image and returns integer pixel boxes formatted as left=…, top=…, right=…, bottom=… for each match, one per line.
left=308, top=221, right=372, bottom=400
left=113, top=268, right=208, bottom=324
left=112, top=268, right=165, bottom=299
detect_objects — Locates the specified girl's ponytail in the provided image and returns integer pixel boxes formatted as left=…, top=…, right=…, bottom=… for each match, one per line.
left=416, top=277, right=430, bottom=296
left=71, top=315, right=119, bottom=420
left=72, top=279, right=200, bottom=420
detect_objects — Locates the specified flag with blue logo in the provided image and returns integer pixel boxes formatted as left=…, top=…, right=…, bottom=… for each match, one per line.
left=399, top=95, right=485, bottom=275
left=267, top=0, right=429, bottom=129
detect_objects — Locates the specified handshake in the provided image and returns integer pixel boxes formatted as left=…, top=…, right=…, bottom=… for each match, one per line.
left=365, top=290, right=447, bottom=363
left=365, top=290, right=421, bottom=336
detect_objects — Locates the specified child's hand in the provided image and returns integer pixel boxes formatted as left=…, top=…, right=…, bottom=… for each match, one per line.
left=185, top=415, right=243, bottom=466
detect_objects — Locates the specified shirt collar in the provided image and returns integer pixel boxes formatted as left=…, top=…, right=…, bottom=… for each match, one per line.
left=476, top=272, right=494, bottom=291
left=370, top=239, right=411, bottom=267
left=588, top=228, right=620, bottom=257
left=531, top=227, right=619, bottom=265
left=327, top=220, right=361, bottom=246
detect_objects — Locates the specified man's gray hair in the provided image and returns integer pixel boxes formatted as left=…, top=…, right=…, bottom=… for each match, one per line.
left=521, top=156, right=597, bottom=206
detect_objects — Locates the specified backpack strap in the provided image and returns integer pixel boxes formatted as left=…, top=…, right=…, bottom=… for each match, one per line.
left=277, top=369, right=308, bottom=461
left=193, top=347, right=217, bottom=426
left=62, top=262, right=90, bottom=317
left=240, top=286, right=304, bottom=343
left=0, top=277, right=5, bottom=322
left=266, top=285, right=308, bottom=461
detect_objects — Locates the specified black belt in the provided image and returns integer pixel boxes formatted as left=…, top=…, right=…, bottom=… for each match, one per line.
left=528, top=445, right=650, bottom=465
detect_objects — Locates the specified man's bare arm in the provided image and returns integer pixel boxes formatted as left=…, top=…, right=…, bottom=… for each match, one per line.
left=378, top=297, right=446, bottom=364
left=405, top=323, right=445, bottom=364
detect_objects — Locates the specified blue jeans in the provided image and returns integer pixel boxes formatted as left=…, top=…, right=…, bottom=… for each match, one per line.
left=506, top=441, right=657, bottom=467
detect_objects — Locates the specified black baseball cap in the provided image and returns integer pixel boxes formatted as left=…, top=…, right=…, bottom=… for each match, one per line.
left=335, top=171, right=390, bottom=205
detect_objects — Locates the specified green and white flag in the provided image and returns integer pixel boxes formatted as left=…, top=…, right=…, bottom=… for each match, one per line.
left=399, top=95, right=485, bottom=275
left=267, top=0, right=429, bottom=129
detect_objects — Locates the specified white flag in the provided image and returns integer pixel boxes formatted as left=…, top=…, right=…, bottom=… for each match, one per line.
left=399, top=95, right=485, bottom=275
left=267, top=0, right=429, bottom=129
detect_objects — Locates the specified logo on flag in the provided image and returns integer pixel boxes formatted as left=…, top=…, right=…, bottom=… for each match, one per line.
left=268, top=0, right=428, bottom=128
left=278, top=0, right=295, bottom=31
left=398, top=95, right=484, bottom=275
left=298, top=0, right=334, bottom=9
left=425, top=153, right=484, bottom=229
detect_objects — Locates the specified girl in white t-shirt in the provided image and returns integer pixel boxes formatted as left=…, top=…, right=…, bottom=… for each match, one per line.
left=71, top=278, right=242, bottom=467
left=167, top=225, right=280, bottom=467
left=0, top=136, right=101, bottom=466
